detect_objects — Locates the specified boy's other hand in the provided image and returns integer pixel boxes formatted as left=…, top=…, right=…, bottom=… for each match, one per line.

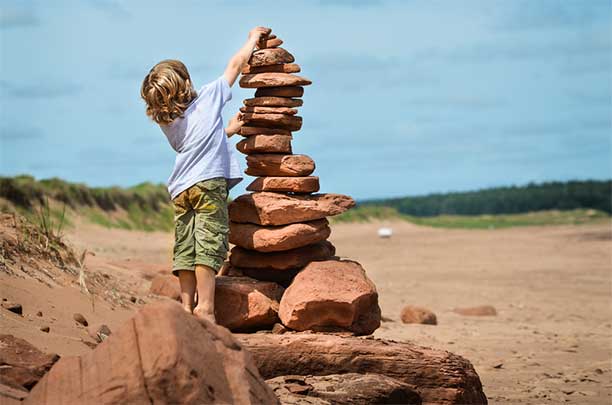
left=248, top=27, right=271, bottom=44
left=225, top=112, right=245, bottom=137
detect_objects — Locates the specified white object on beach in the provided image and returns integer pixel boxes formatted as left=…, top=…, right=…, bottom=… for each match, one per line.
left=378, top=227, right=393, bottom=238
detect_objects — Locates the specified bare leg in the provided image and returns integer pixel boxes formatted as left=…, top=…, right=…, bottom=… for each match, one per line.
left=177, top=270, right=196, bottom=313
left=192, top=264, right=216, bottom=322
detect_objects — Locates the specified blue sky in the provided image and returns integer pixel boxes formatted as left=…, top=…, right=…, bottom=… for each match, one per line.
left=1, top=0, right=610, bottom=199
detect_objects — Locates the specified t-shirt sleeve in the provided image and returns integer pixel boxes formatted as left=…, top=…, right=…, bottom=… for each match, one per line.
left=196, top=75, right=232, bottom=109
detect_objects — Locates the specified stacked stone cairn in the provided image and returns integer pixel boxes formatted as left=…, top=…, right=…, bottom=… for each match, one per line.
left=226, top=31, right=382, bottom=335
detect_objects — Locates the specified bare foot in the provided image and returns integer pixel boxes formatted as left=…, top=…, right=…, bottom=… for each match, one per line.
left=193, top=306, right=216, bottom=323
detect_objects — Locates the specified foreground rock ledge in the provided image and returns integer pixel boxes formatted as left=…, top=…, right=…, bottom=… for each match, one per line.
left=236, top=333, right=487, bottom=405
left=267, top=373, right=422, bottom=404
left=25, top=301, right=278, bottom=405
left=0, top=334, right=59, bottom=393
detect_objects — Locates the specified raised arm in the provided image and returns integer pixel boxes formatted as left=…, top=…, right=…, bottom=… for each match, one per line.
left=224, top=26, right=271, bottom=87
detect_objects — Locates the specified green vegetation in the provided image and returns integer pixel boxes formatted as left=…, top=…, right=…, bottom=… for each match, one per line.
left=332, top=206, right=610, bottom=228
left=405, top=209, right=610, bottom=229
left=35, top=198, right=68, bottom=241
left=0, top=175, right=173, bottom=232
left=330, top=206, right=403, bottom=223
left=362, top=180, right=612, bottom=216
left=1, top=176, right=610, bottom=231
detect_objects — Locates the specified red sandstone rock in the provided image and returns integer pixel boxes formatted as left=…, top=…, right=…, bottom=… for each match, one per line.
left=240, top=73, right=312, bottom=88
left=149, top=274, right=286, bottom=332
left=243, top=97, right=303, bottom=107
left=453, top=305, right=497, bottom=316
left=267, top=373, right=422, bottom=405
left=1, top=382, right=28, bottom=403
left=255, top=86, right=304, bottom=98
left=401, top=305, right=438, bottom=325
left=247, top=176, right=320, bottom=193
left=236, top=333, right=487, bottom=405
left=240, top=126, right=292, bottom=136
left=242, top=63, right=300, bottom=75
left=215, top=276, right=284, bottom=331
left=257, top=37, right=283, bottom=49
left=278, top=260, right=381, bottom=335
left=240, top=106, right=297, bottom=115
left=236, top=135, right=292, bottom=154
left=0, top=335, right=59, bottom=392
left=249, top=48, right=294, bottom=67
left=230, top=241, right=335, bottom=271
left=229, top=219, right=331, bottom=252
left=24, top=302, right=278, bottom=405
left=242, top=113, right=302, bottom=131
left=149, top=274, right=180, bottom=300
left=229, top=192, right=355, bottom=226
left=245, top=154, right=315, bottom=177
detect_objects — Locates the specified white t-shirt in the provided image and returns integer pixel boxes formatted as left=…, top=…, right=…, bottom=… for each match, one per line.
left=160, top=75, right=243, bottom=199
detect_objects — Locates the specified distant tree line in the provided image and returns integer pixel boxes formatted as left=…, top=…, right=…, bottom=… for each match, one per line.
left=361, top=180, right=612, bottom=216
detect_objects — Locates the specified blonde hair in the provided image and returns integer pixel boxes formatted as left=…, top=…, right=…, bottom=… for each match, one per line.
left=140, top=59, right=197, bottom=125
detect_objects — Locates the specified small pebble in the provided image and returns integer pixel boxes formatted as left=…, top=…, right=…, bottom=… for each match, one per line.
left=36, top=311, right=43, bottom=317
left=1, top=302, right=23, bottom=315
left=91, top=324, right=112, bottom=343
left=73, top=313, right=88, bottom=327
left=40, top=326, right=50, bottom=333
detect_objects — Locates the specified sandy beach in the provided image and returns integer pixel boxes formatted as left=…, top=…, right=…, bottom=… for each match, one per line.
left=2, top=219, right=611, bottom=403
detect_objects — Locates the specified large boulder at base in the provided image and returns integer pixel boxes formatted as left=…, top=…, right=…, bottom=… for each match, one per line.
left=242, top=63, right=300, bottom=75
left=229, top=219, right=331, bottom=252
left=215, top=276, right=284, bottom=332
left=255, top=86, right=304, bottom=98
left=240, top=106, right=298, bottom=115
left=246, top=154, right=315, bottom=177
left=247, top=176, right=320, bottom=193
left=236, top=134, right=292, bottom=154
left=0, top=335, right=59, bottom=391
left=244, top=96, right=303, bottom=107
left=240, top=126, right=292, bottom=136
left=230, top=241, right=335, bottom=271
left=249, top=47, right=295, bottom=67
left=149, top=273, right=180, bottom=300
left=267, top=374, right=421, bottom=405
left=24, top=301, right=278, bottom=405
left=401, top=305, right=438, bottom=325
left=229, top=192, right=355, bottom=226
left=240, top=73, right=311, bottom=88
left=149, top=275, right=286, bottom=332
left=242, top=112, right=302, bottom=131
left=236, top=333, right=487, bottom=405
left=278, top=260, right=381, bottom=335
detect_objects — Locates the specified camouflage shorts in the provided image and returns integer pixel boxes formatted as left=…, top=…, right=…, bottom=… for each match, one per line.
left=171, top=178, right=229, bottom=275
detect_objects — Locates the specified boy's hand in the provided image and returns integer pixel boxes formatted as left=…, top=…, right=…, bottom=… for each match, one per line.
left=224, top=26, right=272, bottom=87
left=225, top=112, right=245, bottom=137
left=248, top=27, right=271, bottom=44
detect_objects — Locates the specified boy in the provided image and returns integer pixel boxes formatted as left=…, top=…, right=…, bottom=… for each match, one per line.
left=140, top=26, right=271, bottom=321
